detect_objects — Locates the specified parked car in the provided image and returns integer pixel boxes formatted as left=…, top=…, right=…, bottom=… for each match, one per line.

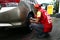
left=0, top=0, right=37, bottom=29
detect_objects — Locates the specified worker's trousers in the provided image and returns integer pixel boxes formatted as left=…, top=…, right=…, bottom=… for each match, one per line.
left=29, top=23, right=44, bottom=35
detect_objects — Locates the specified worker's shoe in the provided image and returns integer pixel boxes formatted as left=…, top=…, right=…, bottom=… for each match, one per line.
left=36, top=33, right=50, bottom=39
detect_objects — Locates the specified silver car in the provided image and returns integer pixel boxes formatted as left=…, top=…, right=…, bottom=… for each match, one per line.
left=0, top=0, right=37, bottom=28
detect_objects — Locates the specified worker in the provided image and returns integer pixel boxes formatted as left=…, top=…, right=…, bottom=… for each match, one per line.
left=29, top=4, right=52, bottom=38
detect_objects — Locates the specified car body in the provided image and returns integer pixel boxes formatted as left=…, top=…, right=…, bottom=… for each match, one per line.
left=0, top=0, right=37, bottom=27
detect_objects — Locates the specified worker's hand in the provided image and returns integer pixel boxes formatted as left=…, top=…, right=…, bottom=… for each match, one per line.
left=30, top=17, right=33, bottom=20
left=30, top=18, right=37, bottom=23
left=32, top=18, right=40, bottom=23
left=29, top=17, right=39, bottom=23
left=32, top=18, right=37, bottom=21
left=29, top=17, right=34, bottom=23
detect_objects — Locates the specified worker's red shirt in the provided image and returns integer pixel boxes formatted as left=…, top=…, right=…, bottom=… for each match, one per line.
left=34, top=8, right=52, bottom=32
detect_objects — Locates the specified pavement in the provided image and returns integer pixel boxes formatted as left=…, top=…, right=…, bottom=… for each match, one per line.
left=0, top=17, right=60, bottom=40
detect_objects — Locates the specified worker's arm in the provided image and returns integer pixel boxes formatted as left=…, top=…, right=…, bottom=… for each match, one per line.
left=30, top=18, right=37, bottom=23
left=30, top=11, right=41, bottom=23
left=34, top=11, right=41, bottom=23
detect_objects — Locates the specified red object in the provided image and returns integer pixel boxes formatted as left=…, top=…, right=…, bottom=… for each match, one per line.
left=0, top=0, right=20, bottom=7
left=0, top=0, right=20, bottom=3
left=34, top=8, right=52, bottom=32
left=5, top=0, right=20, bottom=3
left=34, top=4, right=41, bottom=9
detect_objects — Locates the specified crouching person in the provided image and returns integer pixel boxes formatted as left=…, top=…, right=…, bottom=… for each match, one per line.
left=29, top=4, right=52, bottom=38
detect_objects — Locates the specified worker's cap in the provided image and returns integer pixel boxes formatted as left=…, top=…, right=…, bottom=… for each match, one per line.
left=34, top=4, right=41, bottom=9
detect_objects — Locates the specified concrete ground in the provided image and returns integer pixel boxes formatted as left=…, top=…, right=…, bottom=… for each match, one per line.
left=0, top=17, right=60, bottom=40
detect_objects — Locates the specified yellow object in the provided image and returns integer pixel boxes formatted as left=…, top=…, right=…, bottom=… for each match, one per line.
left=47, top=5, right=54, bottom=14
left=37, top=11, right=41, bottom=17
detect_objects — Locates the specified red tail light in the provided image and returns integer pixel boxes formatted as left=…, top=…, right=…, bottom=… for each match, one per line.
left=0, top=0, right=20, bottom=7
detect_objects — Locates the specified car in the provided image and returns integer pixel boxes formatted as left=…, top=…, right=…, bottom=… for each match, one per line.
left=0, top=0, right=37, bottom=30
